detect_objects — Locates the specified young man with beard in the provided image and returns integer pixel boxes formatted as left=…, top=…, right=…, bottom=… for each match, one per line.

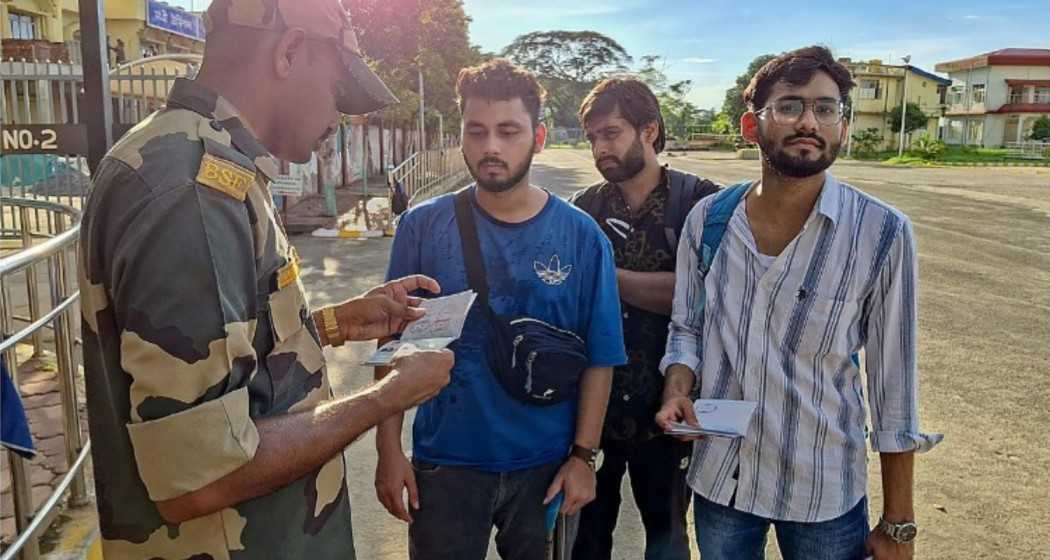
left=568, top=78, right=719, bottom=560
left=373, top=59, right=627, bottom=560
left=656, top=46, right=941, bottom=560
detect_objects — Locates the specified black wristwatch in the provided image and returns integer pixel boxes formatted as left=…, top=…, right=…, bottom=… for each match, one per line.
left=876, top=517, right=918, bottom=544
left=569, top=444, right=601, bottom=471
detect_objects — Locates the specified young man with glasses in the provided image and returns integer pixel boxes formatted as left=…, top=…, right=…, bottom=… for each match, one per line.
left=656, top=46, right=941, bottom=560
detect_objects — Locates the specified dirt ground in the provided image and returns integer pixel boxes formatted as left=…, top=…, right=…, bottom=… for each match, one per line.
left=297, top=149, right=1049, bottom=559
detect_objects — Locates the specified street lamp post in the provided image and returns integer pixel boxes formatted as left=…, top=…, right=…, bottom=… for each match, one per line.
left=897, top=55, right=911, bottom=157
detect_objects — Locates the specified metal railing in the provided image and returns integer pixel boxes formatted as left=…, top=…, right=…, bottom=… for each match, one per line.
left=1004, top=141, right=1050, bottom=160
left=0, top=198, right=86, bottom=560
left=1008, top=92, right=1050, bottom=104
left=388, top=143, right=470, bottom=206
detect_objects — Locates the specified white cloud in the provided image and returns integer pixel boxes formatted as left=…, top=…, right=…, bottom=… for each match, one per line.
left=963, top=14, right=983, bottom=20
left=682, top=57, right=717, bottom=64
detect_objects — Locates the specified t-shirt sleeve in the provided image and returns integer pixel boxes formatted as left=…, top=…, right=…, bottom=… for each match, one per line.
left=581, top=229, right=627, bottom=367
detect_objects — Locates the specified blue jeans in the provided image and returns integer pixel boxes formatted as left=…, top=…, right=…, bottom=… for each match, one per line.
left=693, top=493, right=869, bottom=560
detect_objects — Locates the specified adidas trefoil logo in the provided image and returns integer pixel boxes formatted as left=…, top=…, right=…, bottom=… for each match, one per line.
left=534, top=255, right=572, bottom=286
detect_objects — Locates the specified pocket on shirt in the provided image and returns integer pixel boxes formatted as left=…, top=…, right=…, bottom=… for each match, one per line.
left=794, top=291, right=861, bottom=355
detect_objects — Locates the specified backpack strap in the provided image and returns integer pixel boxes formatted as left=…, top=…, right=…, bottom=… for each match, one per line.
left=698, top=181, right=751, bottom=278
left=569, top=182, right=610, bottom=221
left=664, top=168, right=702, bottom=250
left=453, top=188, right=490, bottom=305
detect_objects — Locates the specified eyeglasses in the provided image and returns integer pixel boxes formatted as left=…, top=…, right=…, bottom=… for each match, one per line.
left=756, top=99, right=845, bottom=126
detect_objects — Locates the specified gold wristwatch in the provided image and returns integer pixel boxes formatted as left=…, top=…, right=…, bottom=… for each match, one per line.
left=321, top=306, right=344, bottom=347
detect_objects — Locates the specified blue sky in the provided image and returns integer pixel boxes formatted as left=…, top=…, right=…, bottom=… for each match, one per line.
left=460, top=0, right=1050, bottom=110
left=165, top=0, right=1049, bottom=111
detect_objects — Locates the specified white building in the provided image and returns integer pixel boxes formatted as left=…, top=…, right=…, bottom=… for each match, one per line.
left=935, top=48, right=1050, bottom=147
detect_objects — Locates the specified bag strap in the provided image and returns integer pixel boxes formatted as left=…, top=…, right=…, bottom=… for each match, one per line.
left=698, top=181, right=751, bottom=278
left=664, top=169, right=702, bottom=250
left=453, top=188, right=490, bottom=304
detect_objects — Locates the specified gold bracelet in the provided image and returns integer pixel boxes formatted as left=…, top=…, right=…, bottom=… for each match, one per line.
left=322, top=306, right=344, bottom=347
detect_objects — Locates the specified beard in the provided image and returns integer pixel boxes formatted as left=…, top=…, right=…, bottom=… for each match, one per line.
left=596, top=134, right=646, bottom=183
left=466, top=150, right=534, bottom=193
left=758, top=130, right=841, bottom=178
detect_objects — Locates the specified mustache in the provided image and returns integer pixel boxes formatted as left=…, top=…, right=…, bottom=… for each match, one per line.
left=477, top=157, right=508, bottom=169
left=784, top=133, right=826, bottom=149
left=597, top=156, right=621, bottom=166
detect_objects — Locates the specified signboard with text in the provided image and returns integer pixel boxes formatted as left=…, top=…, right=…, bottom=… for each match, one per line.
left=146, top=0, right=205, bottom=42
left=1, top=124, right=134, bottom=155
left=270, top=175, right=306, bottom=197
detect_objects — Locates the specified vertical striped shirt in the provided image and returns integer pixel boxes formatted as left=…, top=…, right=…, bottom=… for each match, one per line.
left=661, top=174, right=942, bottom=523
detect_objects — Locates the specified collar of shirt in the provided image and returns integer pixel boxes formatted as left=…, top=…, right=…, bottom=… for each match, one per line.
left=734, top=173, right=844, bottom=256
left=600, top=165, right=670, bottom=219
left=166, top=78, right=280, bottom=181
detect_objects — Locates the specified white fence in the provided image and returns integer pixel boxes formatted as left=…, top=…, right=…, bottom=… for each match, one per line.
left=1005, top=141, right=1050, bottom=160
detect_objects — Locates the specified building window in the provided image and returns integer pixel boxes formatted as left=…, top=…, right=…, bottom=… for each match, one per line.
left=9, top=12, right=38, bottom=40
left=972, top=84, right=986, bottom=104
left=948, top=84, right=965, bottom=105
left=1036, top=87, right=1050, bottom=104
left=967, top=120, right=984, bottom=144
left=859, top=79, right=881, bottom=100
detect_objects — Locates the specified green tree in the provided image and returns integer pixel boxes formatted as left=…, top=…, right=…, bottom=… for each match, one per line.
left=348, top=0, right=477, bottom=138
left=851, top=128, right=883, bottom=158
left=887, top=102, right=930, bottom=137
left=501, top=31, right=632, bottom=127
left=1029, top=115, right=1050, bottom=141
left=635, top=55, right=703, bottom=139
left=711, top=113, right=734, bottom=135
left=721, top=53, right=776, bottom=133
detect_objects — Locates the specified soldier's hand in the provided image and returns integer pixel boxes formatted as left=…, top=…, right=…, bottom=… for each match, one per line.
left=379, top=346, right=453, bottom=411
left=375, top=449, right=419, bottom=523
left=333, top=294, right=422, bottom=341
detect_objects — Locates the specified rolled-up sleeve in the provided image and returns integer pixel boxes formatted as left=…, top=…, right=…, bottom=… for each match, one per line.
left=111, top=180, right=261, bottom=501
left=865, top=218, right=942, bottom=453
left=660, top=202, right=707, bottom=378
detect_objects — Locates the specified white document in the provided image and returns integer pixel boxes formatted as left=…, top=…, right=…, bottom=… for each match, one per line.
left=665, top=399, right=759, bottom=439
left=363, top=290, right=477, bottom=366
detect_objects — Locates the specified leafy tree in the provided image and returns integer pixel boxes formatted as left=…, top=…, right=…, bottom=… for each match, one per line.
left=721, top=54, right=776, bottom=133
left=348, top=0, right=477, bottom=138
left=635, top=55, right=702, bottom=139
left=851, top=128, right=883, bottom=158
left=501, top=30, right=632, bottom=127
left=1029, top=115, right=1050, bottom=141
left=887, top=102, right=929, bottom=137
left=711, top=113, right=734, bottom=135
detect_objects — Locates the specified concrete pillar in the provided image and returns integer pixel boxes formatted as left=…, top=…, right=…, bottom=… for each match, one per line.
left=1017, top=116, right=1026, bottom=143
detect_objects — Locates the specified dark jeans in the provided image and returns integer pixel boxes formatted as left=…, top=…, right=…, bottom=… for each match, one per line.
left=408, top=458, right=576, bottom=560
left=693, top=493, right=870, bottom=560
left=572, top=436, right=692, bottom=560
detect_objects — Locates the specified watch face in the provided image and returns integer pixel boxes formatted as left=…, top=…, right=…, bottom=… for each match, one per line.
left=898, top=524, right=918, bottom=542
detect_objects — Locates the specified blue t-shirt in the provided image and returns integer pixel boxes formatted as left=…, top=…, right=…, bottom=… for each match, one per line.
left=386, top=186, right=627, bottom=472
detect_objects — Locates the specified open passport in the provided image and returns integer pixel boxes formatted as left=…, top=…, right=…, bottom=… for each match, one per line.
left=363, top=290, right=478, bottom=366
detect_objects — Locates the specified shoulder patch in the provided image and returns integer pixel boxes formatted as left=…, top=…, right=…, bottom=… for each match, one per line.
left=196, top=153, right=254, bottom=201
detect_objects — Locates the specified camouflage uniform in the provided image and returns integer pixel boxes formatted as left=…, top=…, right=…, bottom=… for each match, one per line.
left=78, top=77, right=354, bottom=559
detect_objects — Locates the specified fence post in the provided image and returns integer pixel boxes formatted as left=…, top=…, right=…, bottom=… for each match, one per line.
left=18, top=206, right=44, bottom=357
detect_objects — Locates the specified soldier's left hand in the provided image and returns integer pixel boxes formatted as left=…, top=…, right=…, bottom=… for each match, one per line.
left=333, top=275, right=442, bottom=341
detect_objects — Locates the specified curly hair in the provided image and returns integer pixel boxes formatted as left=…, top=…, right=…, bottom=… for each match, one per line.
left=743, top=45, right=856, bottom=110
left=456, top=58, right=547, bottom=127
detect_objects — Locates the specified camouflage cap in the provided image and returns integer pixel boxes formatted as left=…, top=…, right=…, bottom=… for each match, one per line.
left=205, top=0, right=398, bottom=115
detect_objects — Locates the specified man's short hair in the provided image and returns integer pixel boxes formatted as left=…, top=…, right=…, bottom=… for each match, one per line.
left=456, top=59, right=547, bottom=127
left=743, top=46, right=856, bottom=111
left=578, top=78, right=666, bottom=153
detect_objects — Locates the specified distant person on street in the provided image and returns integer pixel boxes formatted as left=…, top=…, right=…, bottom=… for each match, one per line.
left=78, top=0, right=453, bottom=558
left=656, top=45, right=941, bottom=560
left=570, top=77, right=719, bottom=560
left=374, top=59, right=627, bottom=560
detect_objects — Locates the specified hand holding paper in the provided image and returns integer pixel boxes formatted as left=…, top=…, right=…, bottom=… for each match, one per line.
left=663, top=399, right=758, bottom=439
left=364, top=290, right=477, bottom=366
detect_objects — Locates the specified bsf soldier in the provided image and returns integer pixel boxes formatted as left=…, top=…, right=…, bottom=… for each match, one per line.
left=77, top=0, right=453, bottom=558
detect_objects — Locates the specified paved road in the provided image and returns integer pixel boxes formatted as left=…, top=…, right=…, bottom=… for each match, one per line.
left=297, top=149, right=1050, bottom=559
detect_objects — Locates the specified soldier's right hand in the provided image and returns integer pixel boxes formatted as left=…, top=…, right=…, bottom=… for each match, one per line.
left=380, top=346, right=453, bottom=411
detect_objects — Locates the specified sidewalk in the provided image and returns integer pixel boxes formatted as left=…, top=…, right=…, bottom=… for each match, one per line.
left=0, top=343, right=89, bottom=548
left=282, top=177, right=394, bottom=235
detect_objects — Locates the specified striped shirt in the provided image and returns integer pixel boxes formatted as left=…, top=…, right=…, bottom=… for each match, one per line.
left=660, top=174, right=942, bottom=523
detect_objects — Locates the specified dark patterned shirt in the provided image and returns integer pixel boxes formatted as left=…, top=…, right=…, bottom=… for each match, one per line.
left=571, top=167, right=719, bottom=443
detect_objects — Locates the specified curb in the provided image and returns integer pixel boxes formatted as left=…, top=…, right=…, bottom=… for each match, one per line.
left=42, top=505, right=101, bottom=560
